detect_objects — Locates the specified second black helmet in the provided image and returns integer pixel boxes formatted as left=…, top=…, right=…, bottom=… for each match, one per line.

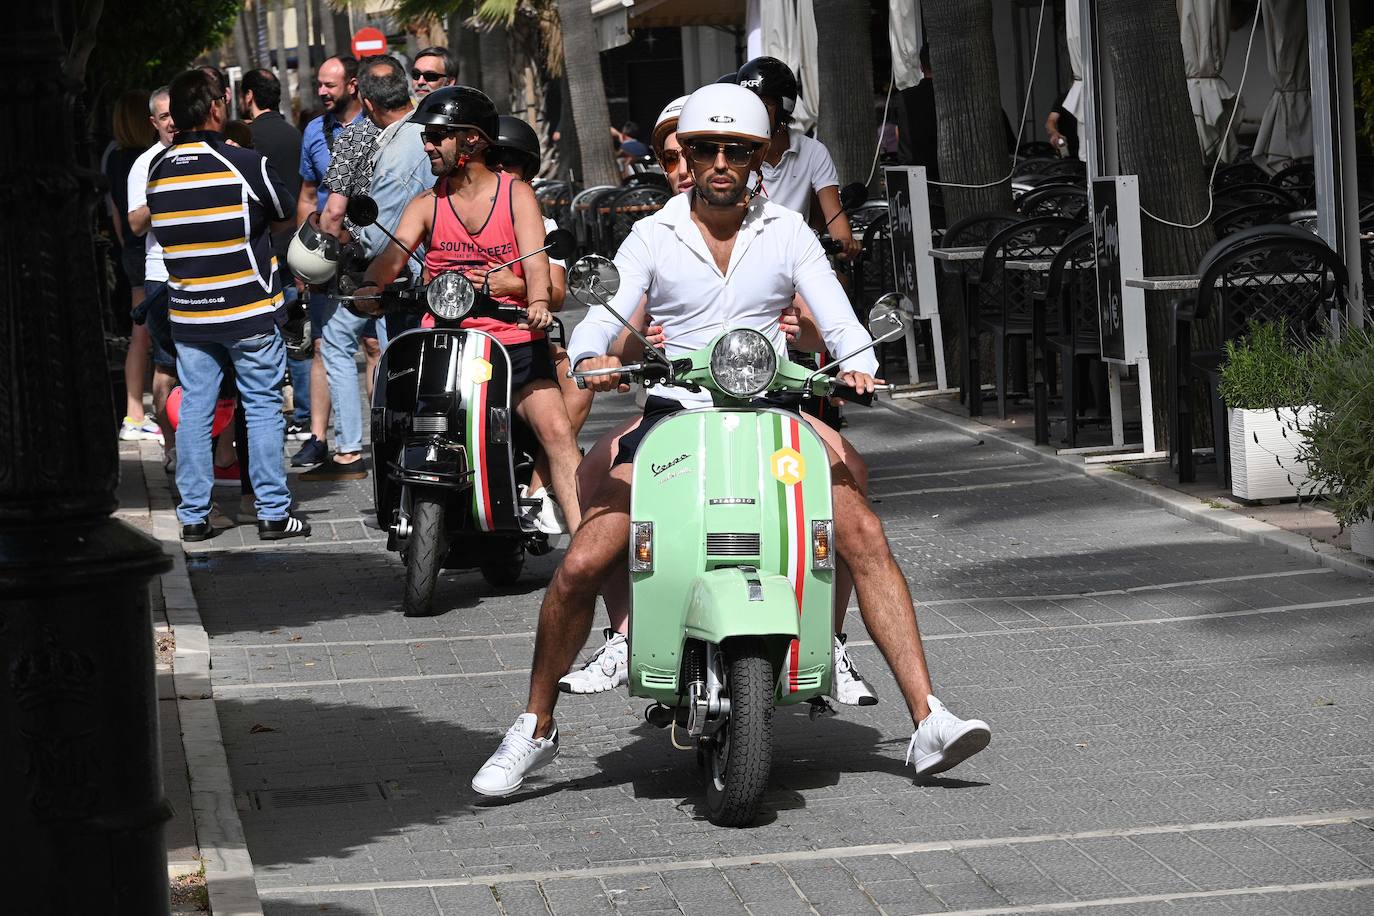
left=736, top=56, right=798, bottom=114
left=409, top=86, right=499, bottom=140
left=494, top=115, right=541, bottom=170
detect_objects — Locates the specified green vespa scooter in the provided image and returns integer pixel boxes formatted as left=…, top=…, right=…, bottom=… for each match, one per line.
left=567, top=256, right=910, bottom=827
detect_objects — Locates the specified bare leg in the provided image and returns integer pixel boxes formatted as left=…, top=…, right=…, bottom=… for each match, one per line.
left=526, top=465, right=633, bottom=736
left=309, top=339, right=330, bottom=443
left=362, top=336, right=381, bottom=403
left=575, top=415, right=640, bottom=635
left=530, top=345, right=595, bottom=493
left=152, top=365, right=178, bottom=445
left=514, top=379, right=584, bottom=532
left=828, top=448, right=933, bottom=726
left=799, top=414, right=869, bottom=631
left=124, top=308, right=151, bottom=422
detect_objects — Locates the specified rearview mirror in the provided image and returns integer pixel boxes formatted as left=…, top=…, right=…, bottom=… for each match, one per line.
left=839, top=182, right=868, bottom=211
left=544, top=228, right=576, bottom=262
left=568, top=255, right=620, bottom=306
left=346, top=195, right=379, bottom=227
left=868, top=294, right=910, bottom=341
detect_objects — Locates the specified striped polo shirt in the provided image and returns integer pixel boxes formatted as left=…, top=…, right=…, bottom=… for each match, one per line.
left=146, top=130, right=293, bottom=344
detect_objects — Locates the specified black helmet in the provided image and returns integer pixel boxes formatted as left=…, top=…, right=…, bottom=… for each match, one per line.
left=714, top=71, right=738, bottom=85
left=408, top=85, right=498, bottom=140
left=736, top=56, right=798, bottom=114
left=494, top=115, right=541, bottom=175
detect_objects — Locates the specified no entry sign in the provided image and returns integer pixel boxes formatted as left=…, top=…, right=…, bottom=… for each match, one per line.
left=351, top=27, right=388, bottom=58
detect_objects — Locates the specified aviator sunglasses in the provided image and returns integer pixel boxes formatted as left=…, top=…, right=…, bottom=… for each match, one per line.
left=684, top=139, right=761, bottom=167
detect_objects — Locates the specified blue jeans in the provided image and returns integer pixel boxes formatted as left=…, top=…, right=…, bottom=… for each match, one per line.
left=175, top=330, right=291, bottom=524
left=284, top=287, right=311, bottom=424
left=320, top=299, right=372, bottom=453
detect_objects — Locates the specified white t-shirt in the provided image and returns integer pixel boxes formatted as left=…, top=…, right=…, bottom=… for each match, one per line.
left=568, top=193, right=876, bottom=407
left=128, top=141, right=171, bottom=282
left=543, top=217, right=565, bottom=271
left=758, top=130, right=840, bottom=220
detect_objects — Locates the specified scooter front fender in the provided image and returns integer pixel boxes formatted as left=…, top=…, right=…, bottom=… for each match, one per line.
left=683, top=568, right=799, bottom=646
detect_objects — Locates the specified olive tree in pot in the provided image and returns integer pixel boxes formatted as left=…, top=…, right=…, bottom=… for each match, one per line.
left=1217, top=321, right=1318, bottom=501
left=1293, top=327, right=1374, bottom=557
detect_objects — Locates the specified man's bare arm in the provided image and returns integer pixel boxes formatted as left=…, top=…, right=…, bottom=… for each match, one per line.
left=295, top=180, right=319, bottom=227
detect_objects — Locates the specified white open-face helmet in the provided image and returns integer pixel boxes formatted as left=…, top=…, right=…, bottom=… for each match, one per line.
left=675, top=84, right=770, bottom=146
left=287, top=215, right=341, bottom=285
left=652, top=94, right=690, bottom=151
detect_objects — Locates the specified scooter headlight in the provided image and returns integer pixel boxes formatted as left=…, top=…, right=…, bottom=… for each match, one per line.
left=427, top=272, right=475, bottom=321
left=709, top=329, right=777, bottom=399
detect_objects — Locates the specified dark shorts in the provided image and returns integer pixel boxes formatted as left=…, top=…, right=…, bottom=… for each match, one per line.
left=610, top=395, right=806, bottom=468
left=120, top=244, right=145, bottom=286
left=137, top=280, right=177, bottom=370
left=508, top=338, right=557, bottom=392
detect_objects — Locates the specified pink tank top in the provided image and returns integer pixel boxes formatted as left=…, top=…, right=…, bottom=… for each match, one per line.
left=423, top=171, right=539, bottom=344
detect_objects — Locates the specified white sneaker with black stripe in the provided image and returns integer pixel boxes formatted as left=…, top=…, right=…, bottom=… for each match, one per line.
left=831, top=633, right=878, bottom=706
left=558, top=629, right=628, bottom=694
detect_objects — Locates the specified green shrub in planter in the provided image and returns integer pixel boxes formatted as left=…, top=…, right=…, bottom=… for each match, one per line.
left=1217, top=320, right=1311, bottom=410
left=1295, top=326, right=1374, bottom=528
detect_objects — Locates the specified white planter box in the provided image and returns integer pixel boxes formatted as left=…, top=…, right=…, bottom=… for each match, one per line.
left=1350, top=520, right=1374, bottom=559
left=1228, top=406, right=1319, bottom=500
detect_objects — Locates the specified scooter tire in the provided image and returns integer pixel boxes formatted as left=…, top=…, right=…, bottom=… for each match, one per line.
left=704, top=638, right=774, bottom=827
left=402, top=492, right=447, bottom=617
left=480, top=546, right=524, bottom=587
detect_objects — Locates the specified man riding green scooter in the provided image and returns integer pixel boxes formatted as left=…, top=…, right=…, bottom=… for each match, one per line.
left=472, top=83, right=992, bottom=799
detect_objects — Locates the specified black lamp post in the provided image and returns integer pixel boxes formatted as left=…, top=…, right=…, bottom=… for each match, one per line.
left=0, top=4, right=173, bottom=914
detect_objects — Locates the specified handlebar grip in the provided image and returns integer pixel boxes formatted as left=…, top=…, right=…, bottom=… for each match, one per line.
left=829, top=383, right=874, bottom=406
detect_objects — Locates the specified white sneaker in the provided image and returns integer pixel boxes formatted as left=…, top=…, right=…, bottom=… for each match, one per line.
left=558, top=628, right=628, bottom=694
left=471, top=713, right=559, bottom=797
left=536, top=490, right=568, bottom=535
left=518, top=484, right=539, bottom=529
left=830, top=634, right=878, bottom=706
left=906, top=695, right=991, bottom=777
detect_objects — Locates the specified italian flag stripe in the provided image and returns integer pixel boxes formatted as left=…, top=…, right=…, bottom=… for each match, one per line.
left=468, top=336, right=493, bottom=531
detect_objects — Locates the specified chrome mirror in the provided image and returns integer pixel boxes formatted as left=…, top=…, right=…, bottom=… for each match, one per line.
left=868, top=294, right=910, bottom=341
left=568, top=255, right=620, bottom=306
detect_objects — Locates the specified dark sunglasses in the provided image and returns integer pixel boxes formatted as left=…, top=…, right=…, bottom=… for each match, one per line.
left=684, top=140, right=760, bottom=167
left=421, top=128, right=455, bottom=145
left=411, top=69, right=447, bottom=82
left=658, top=148, right=682, bottom=169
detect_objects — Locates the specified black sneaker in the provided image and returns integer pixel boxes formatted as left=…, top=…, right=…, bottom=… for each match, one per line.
left=284, top=420, right=312, bottom=441
left=181, top=521, right=216, bottom=542
left=291, top=435, right=327, bottom=468
left=258, top=514, right=312, bottom=541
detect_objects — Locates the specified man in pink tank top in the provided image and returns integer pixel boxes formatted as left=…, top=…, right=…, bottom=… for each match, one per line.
left=352, top=87, right=584, bottom=533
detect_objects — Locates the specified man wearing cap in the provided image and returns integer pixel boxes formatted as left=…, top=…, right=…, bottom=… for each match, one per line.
left=470, top=83, right=992, bottom=797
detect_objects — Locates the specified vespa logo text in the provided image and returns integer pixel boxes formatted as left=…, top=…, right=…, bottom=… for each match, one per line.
left=652, top=453, right=690, bottom=478
left=770, top=447, right=805, bottom=486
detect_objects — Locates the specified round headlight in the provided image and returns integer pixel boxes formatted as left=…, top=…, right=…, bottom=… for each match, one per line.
left=709, top=329, right=777, bottom=398
left=427, top=272, right=475, bottom=321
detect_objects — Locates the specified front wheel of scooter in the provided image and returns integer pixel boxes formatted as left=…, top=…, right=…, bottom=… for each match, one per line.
left=402, top=491, right=447, bottom=617
left=704, top=638, right=774, bottom=827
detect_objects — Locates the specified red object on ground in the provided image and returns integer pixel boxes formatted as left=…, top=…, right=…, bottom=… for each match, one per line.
left=351, top=27, right=388, bottom=58
left=165, top=386, right=236, bottom=437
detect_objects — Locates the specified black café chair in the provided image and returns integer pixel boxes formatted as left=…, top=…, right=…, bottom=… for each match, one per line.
left=1212, top=160, right=1267, bottom=189
left=1214, top=182, right=1299, bottom=212
left=1032, top=225, right=1101, bottom=446
left=1017, top=183, right=1089, bottom=221
left=1173, top=226, right=1347, bottom=484
left=934, top=211, right=1023, bottom=406
left=604, top=184, right=670, bottom=254
left=1271, top=160, right=1316, bottom=207
left=967, top=215, right=1082, bottom=418
left=1212, top=203, right=1287, bottom=238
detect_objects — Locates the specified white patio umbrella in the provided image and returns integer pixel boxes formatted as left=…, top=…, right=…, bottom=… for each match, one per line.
left=889, top=0, right=923, bottom=92
left=1179, top=0, right=1240, bottom=164
left=756, top=0, right=819, bottom=132
left=1251, top=0, right=1311, bottom=174
left=1062, top=0, right=1086, bottom=162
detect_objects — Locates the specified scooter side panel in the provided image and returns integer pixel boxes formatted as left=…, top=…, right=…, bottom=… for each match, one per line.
left=628, top=408, right=833, bottom=705
left=458, top=333, right=520, bottom=533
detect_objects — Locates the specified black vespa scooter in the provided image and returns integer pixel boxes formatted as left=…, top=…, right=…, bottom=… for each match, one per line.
left=340, top=196, right=577, bottom=616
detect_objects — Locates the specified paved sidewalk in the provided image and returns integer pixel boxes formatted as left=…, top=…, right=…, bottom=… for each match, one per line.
left=150, top=321, right=1374, bottom=916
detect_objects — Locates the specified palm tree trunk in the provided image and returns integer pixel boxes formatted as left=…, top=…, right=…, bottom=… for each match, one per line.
left=450, top=14, right=479, bottom=85
left=554, top=0, right=619, bottom=187
left=479, top=24, right=512, bottom=112
left=232, top=8, right=254, bottom=74
left=255, top=0, right=271, bottom=67
left=296, top=0, right=313, bottom=107
left=813, top=0, right=875, bottom=186
left=921, top=0, right=1014, bottom=222
left=270, top=0, right=295, bottom=117
left=1100, top=0, right=1215, bottom=447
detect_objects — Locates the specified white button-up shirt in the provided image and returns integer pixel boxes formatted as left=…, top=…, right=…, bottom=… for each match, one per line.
left=758, top=130, right=839, bottom=218
left=569, top=192, right=877, bottom=406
